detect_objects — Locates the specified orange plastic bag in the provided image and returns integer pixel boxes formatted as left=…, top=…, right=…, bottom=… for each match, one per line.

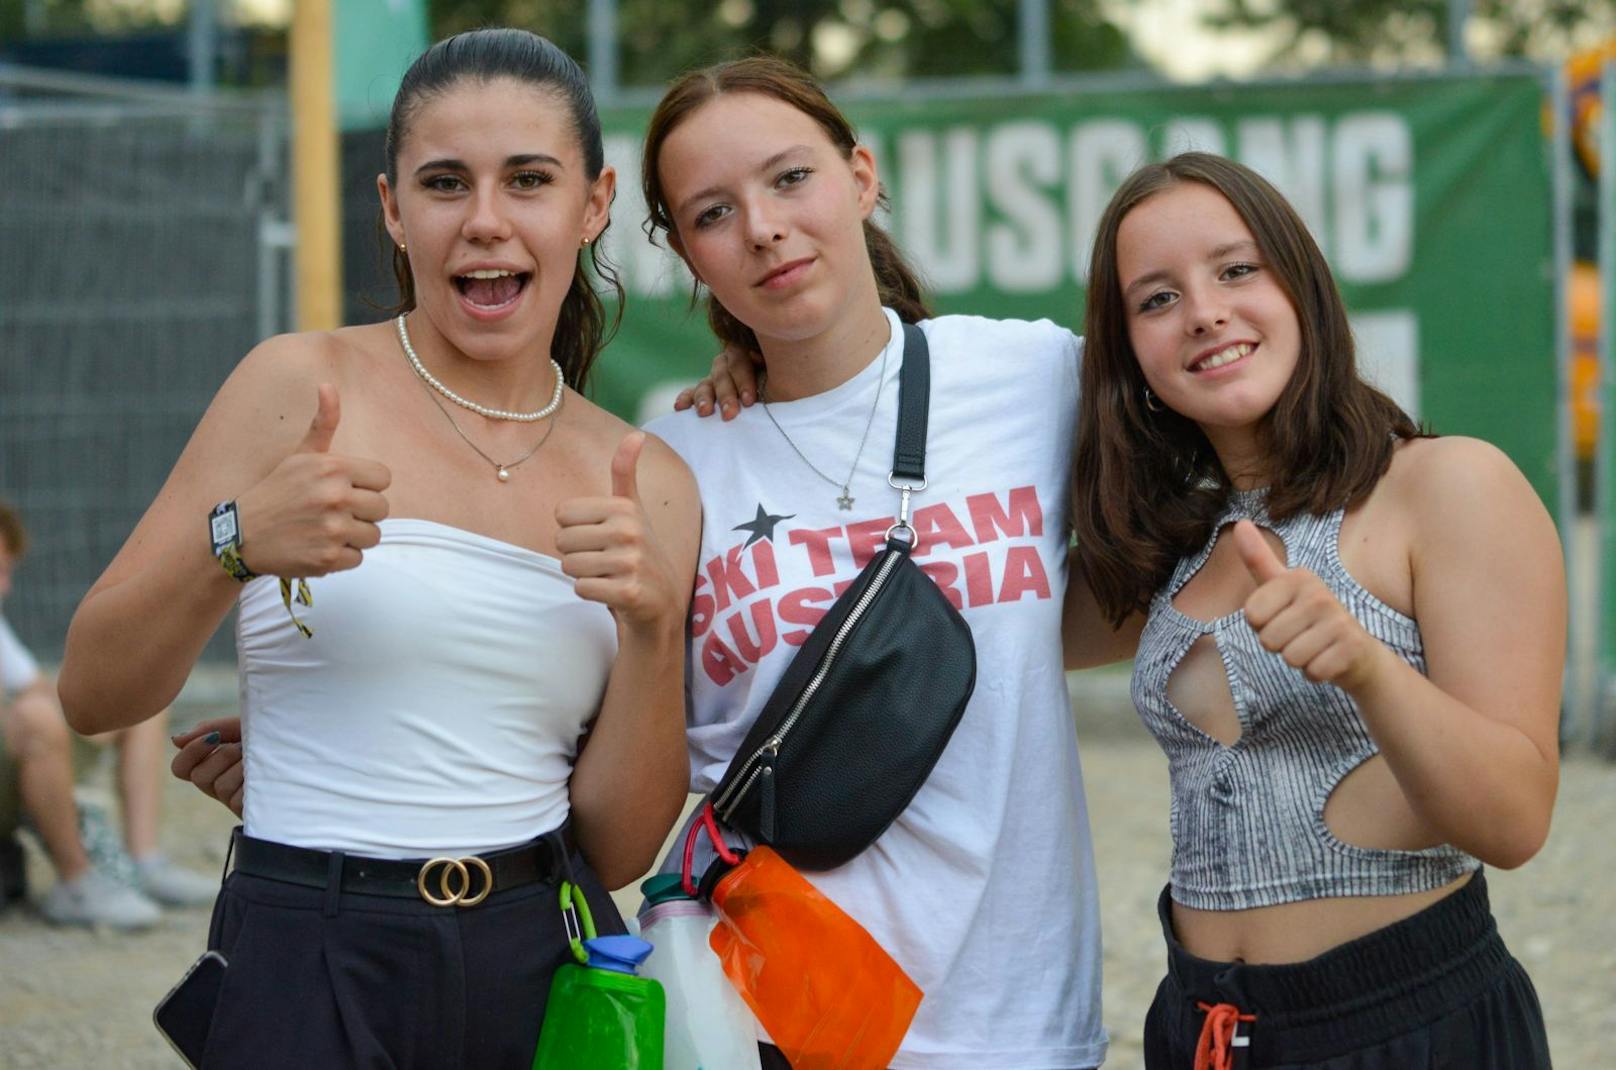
left=707, top=846, right=922, bottom=1070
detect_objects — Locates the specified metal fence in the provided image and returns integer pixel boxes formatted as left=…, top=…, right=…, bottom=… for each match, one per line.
left=0, top=66, right=290, bottom=667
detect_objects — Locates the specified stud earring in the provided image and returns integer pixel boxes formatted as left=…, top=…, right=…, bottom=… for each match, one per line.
left=581, top=236, right=592, bottom=248
left=398, top=242, right=407, bottom=254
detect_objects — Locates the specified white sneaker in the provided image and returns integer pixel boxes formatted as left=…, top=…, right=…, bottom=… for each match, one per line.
left=40, top=868, right=162, bottom=929
left=134, top=855, right=218, bottom=908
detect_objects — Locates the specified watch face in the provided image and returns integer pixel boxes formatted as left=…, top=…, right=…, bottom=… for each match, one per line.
left=210, top=510, right=239, bottom=548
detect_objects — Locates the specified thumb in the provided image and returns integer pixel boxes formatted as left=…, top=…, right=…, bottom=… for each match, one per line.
left=170, top=716, right=242, bottom=747
left=1232, top=519, right=1287, bottom=584
left=611, top=431, right=647, bottom=501
left=296, top=383, right=340, bottom=454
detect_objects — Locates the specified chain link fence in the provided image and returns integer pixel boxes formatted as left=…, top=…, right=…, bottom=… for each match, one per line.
left=0, top=67, right=290, bottom=669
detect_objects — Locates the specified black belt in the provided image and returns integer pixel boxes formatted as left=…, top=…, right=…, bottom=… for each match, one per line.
left=230, top=825, right=576, bottom=908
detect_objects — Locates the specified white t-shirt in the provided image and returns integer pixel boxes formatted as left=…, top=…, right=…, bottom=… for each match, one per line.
left=0, top=611, right=42, bottom=697
left=645, top=309, right=1105, bottom=1070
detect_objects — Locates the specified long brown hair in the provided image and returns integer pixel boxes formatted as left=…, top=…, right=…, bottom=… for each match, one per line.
left=640, top=55, right=930, bottom=354
left=1072, top=152, right=1422, bottom=625
left=382, top=28, right=622, bottom=390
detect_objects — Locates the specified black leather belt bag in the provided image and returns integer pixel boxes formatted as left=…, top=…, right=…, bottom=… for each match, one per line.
left=708, top=323, right=977, bottom=871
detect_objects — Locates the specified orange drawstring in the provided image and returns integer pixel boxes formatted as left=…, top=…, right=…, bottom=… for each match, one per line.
left=1194, top=1001, right=1256, bottom=1070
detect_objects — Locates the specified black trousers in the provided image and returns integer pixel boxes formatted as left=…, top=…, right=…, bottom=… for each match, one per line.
left=197, top=837, right=625, bottom=1069
left=1143, top=872, right=1551, bottom=1069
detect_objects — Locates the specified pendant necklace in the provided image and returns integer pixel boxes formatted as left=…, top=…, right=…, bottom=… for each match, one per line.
left=397, top=315, right=563, bottom=481
left=760, top=340, right=889, bottom=510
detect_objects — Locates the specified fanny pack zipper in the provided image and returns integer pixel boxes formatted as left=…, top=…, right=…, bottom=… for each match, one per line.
left=713, top=547, right=906, bottom=822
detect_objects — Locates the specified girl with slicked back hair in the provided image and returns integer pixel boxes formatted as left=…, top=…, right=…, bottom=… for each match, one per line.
left=61, top=28, right=700, bottom=1067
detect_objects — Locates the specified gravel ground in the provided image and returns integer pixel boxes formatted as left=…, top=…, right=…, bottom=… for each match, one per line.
left=1, top=684, right=1611, bottom=1069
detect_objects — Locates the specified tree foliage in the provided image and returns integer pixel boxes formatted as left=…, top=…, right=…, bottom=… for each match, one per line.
left=430, top=0, right=1132, bottom=85
left=1205, top=0, right=1616, bottom=66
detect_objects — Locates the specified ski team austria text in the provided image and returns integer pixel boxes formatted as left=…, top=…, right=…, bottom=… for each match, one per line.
left=695, top=486, right=1051, bottom=686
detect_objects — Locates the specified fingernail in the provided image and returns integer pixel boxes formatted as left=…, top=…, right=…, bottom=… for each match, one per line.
left=723, top=402, right=735, bottom=416
left=741, top=391, right=753, bottom=404
left=203, top=731, right=221, bottom=745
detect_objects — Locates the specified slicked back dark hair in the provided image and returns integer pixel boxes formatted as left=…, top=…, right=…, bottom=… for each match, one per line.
left=382, top=28, right=621, bottom=390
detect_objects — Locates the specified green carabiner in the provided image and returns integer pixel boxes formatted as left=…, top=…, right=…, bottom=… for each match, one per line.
left=558, top=881, right=597, bottom=965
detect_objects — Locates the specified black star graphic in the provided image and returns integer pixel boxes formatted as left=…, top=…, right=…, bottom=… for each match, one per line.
left=732, top=503, right=796, bottom=548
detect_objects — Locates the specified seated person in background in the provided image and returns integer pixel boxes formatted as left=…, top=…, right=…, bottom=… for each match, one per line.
left=0, top=501, right=213, bottom=926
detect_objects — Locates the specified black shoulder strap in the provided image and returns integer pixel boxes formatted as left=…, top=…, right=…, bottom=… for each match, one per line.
left=891, top=322, right=929, bottom=484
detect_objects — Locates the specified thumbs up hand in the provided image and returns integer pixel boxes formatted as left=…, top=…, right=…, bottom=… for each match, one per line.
left=1235, top=520, right=1387, bottom=692
left=232, top=384, right=393, bottom=577
left=556, top=432, right=680, bottom=634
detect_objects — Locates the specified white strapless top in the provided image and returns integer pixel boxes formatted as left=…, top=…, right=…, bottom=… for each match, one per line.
left=237, top=518, right=617, bottom=857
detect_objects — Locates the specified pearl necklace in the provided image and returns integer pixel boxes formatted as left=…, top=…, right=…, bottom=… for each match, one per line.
left=395, top=314, right=564, bottom=422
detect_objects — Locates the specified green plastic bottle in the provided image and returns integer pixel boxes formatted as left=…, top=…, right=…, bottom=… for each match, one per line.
left=532, top=882, right=666, bottom=1069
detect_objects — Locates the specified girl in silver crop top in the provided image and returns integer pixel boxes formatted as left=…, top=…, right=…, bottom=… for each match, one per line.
left=1069, top=154, right=1561, bottom=1070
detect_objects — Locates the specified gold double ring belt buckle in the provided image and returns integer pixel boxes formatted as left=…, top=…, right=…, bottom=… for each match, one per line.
left=416, top=856, right=494, bottom=907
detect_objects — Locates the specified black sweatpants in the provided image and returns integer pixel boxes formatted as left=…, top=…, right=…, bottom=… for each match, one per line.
left=1143, top=872, right=1551, bottom=1069
left=196, top=846, right=625, bottom=1069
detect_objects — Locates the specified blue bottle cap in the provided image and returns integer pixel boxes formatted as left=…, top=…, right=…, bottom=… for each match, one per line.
left=584, top=934, right=655, bottom=974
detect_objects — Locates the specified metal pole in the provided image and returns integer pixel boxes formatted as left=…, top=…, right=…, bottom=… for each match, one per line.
left=1019, top=0, right=1051, bottom=88
left=290, top=0, right=342, bottom=331
left=188, top=0, right=217, bottom=96
left=1552, top=66, right=1585, bottom=743
left=1447, top=0, right=1470, bottom=67
left=1597, top=59, right=1616, bottom=754
left=588, top=0, right=619, bottom=105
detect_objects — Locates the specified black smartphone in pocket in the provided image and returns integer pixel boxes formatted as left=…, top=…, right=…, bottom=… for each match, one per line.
left=153, top=950, right=228, bottom=1069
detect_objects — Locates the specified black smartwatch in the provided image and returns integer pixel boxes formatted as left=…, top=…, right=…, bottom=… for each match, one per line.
left=209, top=500, right=257, bottom=581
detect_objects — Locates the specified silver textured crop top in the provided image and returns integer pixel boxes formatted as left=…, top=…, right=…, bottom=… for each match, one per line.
left=1131, top=490, right=1479, bottom=910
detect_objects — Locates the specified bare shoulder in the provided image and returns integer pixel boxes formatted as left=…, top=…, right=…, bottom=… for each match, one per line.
left=217, top=325, right=391, bottom=445
left=1382, top=436, right=1560, bottom=570
left=1383, top=436, right=1544, bottom=520
left=636, top=429, right=699, bottom=512
left=564, top=394, right=698, bottom=508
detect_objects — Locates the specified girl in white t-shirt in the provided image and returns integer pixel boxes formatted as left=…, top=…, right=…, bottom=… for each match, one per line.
left=639, top=57, right=1106, bottom=1070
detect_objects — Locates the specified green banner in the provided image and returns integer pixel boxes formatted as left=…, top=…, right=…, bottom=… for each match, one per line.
left=335, top=0, right=428, bottom=131
left=594, top=72, right=1556, bottom=517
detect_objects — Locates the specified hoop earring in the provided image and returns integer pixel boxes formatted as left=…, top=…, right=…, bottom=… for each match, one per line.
left=1143, top=386, right=1164, bottom=413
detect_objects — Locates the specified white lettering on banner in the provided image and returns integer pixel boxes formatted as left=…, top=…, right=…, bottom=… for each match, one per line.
left=1070, top=120, right=1150, bottom=284
left=1350, top=310, right=1420, bottom=419
left=1333, top=114, right=1413, bottom=283
left=1236, top=116, right=1328, bottom=245
left=985, top=122, right=1063, bottom=291
left=898, top=128, right=981, bottom=290
left=613, top=112, right=1418, bottom=299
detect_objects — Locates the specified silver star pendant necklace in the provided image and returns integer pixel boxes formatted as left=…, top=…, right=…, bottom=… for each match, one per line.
left=760, top=340, right=889, bottom=510
left=397, top=314, right=563, bottom=482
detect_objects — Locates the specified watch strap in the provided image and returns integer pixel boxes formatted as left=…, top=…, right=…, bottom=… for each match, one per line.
left=209, top=501, right=257, bottom=582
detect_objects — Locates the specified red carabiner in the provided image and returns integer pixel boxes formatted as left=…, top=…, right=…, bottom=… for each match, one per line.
left=680, top=800, right=741, bottom=897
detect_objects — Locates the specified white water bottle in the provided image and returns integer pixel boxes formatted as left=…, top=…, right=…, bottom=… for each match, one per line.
left=639, top=873, right=761, bottom=1070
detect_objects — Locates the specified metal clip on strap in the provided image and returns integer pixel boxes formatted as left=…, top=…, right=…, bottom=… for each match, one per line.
left=886, top=322, right=931, bottom=548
